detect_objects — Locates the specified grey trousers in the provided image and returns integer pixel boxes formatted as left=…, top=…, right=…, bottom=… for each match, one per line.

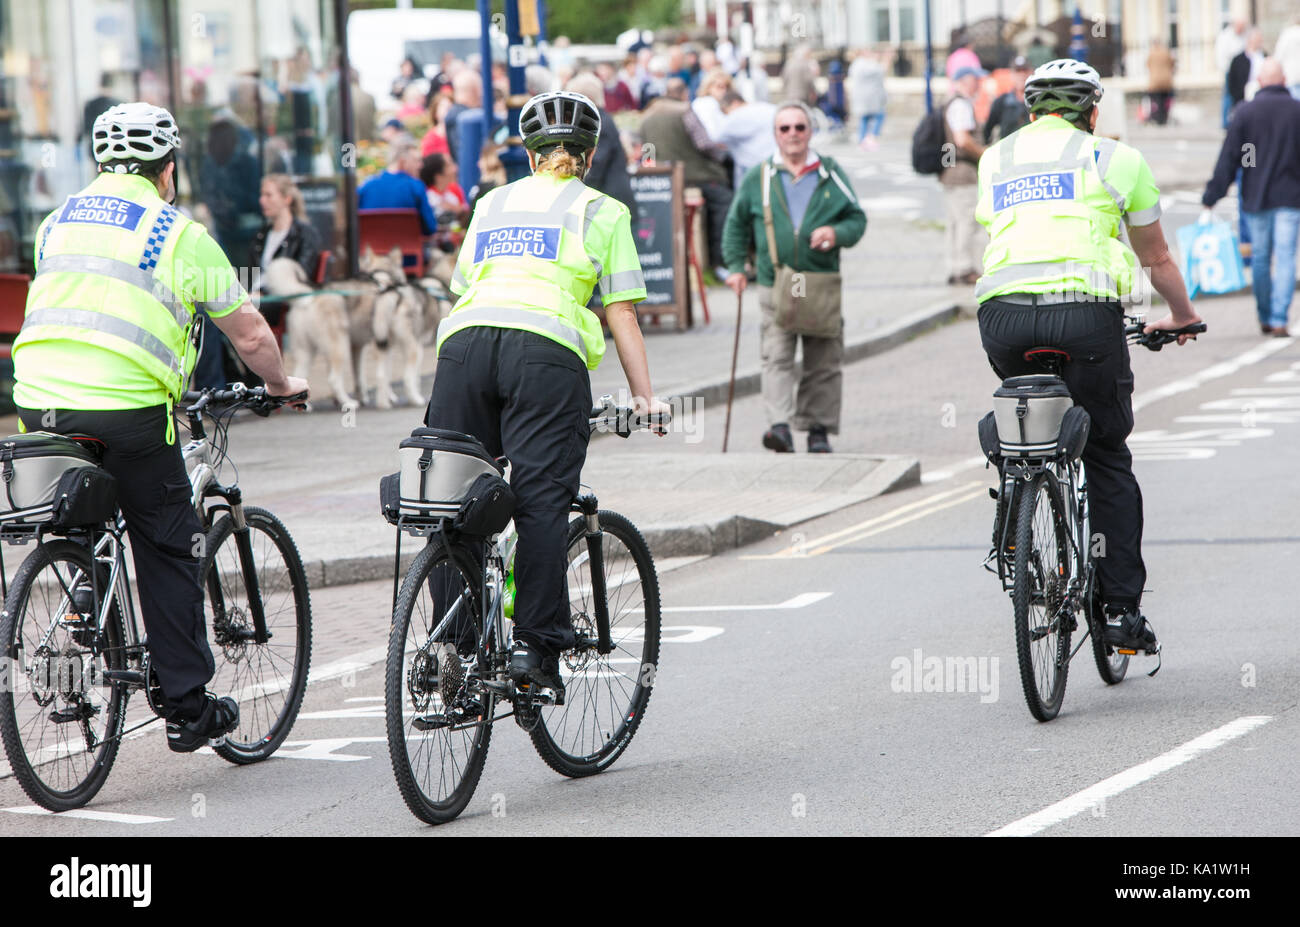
left=944, top=183, right=984, bottom=277
left=757, top=285, right=844, bottom=433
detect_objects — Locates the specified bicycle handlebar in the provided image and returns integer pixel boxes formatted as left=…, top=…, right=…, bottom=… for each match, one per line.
left=1124, top=321, right=1207, bottom=351
left=181, top=383, right=309, bottom=418
left=589, top=394, right=673, bottom=438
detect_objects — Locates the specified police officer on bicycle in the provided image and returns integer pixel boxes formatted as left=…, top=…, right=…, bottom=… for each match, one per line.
left=12, top=103, right=308, bottom=750
left=974, top=61, right=1201, bottom=654
left=424, top=91, right=669, bottom=693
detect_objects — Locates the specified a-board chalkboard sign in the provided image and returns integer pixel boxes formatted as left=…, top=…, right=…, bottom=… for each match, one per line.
left=627, top=162, right=690, bottom=329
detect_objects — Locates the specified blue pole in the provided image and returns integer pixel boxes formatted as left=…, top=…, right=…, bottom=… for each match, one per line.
left=537, top=0, right=549, bottom=68
left=478, top=0, right=493, bottom=124
left=502, top=0, right=530, bottom=182
left=923, top=0, right=933, bottom=113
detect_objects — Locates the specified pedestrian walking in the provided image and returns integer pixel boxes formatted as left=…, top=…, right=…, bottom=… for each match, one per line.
left=943, top=66, right=987, bottom=285
left=722, top=102, right=866, bottom=454
left=717, top=92, right=778, bottom=189
left=1216, top=17, right=1249, bottom=127
left=983, top=56, right=1033, bottom=144
left=1202, top=60, right=1300, bottom=336
left=1227, top=29, right=1265, bottom=111
left=848, top=47, right=888, bottom=150
left=1146, top=41, right=1175, bottom=125
left=1276, top=15, right=1300, bottom=98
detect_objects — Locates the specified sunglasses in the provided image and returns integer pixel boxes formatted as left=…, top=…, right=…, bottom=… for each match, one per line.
left=777, top=123, right=808, bottom=134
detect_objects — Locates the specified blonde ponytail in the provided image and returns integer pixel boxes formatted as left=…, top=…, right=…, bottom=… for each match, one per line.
left=534, top=145, right=585, bottom=179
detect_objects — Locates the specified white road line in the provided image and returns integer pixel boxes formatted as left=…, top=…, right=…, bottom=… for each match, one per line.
left=3, top=805, right=173, bottom=824
left=986, top=715, right=1274, bottom=837
left=661, top=591, right=832, bottom=612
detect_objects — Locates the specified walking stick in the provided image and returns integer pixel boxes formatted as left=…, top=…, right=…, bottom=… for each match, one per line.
left=722, top=288, right=743, bottom=453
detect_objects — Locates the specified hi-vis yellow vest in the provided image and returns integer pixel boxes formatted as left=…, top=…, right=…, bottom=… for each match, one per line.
left=15, top=173, right=206, bottom=415
left=438, top=173, right=646, bottom=370
left=975, top=117, right=1159, bottom=303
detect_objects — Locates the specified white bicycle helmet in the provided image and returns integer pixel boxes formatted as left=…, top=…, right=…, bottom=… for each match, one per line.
left=519, top=90, right=601, bottom=153
left=92, top=102, right=182, bottom=169
left=1024, top=59, right=1104, bottom=118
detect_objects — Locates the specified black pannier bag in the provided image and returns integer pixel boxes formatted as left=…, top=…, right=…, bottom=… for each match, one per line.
left=1055, top=405, right=1091, bottom=461
left=383, top=427, right=515, bottom=535
left=0, top=432, right=116, bottom=528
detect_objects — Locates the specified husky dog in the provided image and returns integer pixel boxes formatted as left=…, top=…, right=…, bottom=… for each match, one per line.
left=354, top=246, right=438, bottom=408
left=260, top=258, right=357, bottom=410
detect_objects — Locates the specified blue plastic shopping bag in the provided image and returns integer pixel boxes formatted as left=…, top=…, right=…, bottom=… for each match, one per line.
left=1177, top=220, right=1246, bottom=297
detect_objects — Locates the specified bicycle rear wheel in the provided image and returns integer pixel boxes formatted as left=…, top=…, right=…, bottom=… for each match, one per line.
left=529, top=510, right=661, bottom=777
left=200, top=507, right=312, bottom=764
left=385, top=537, right=493, bottom=825
left=1012, top=472, right=1073, bottom=721
left=0, top=539, right=127, bottom=811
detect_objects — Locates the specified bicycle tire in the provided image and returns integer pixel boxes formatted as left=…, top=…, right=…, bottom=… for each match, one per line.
left=1012, top=472, right=1072, bottom=721
left=385, top=537, right=492, bottom=825
left=200, top=507, right=312, bottom=764
left=0, top=539, right=127, bottom=811
left=530, top=510, right=661, bottom=777
left=1087, top=576, right=1130, bottom=685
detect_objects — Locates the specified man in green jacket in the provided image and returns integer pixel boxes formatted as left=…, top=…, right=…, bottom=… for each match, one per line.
left=723, top=102, right=866, bottom=452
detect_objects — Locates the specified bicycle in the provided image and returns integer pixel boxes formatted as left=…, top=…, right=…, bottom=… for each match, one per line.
left=384, top=395, right=668, bottom=825
left=0, top=384, right=313, bottom=810
left=980, top=319, right=1207, bottom=722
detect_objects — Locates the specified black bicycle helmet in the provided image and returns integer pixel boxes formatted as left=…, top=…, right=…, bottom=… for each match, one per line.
left=519, top=90, right=601, bottom=154
left=1024, top=59, right=1104, bottom=120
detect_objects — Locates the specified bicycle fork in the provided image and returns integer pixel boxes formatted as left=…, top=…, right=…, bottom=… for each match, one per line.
left=575, top=494, right=612, bottom=656
left=213, top=486, right=270, bottom=645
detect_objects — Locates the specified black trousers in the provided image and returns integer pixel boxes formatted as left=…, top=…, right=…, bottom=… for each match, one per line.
left=697, top=181, right=734, bottom=271
left=17, top=405, right=214, bottom=718
left=977, top=299, right=1146, bottom=610
left=424, top=327, right=591, bottom=656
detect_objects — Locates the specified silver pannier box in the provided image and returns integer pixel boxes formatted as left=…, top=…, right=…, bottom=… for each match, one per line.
left=0, top=432, right=103, bottom=524
left=992, top=376, right=1074, bottom=458
left=395, top=427, right=503, bottom=520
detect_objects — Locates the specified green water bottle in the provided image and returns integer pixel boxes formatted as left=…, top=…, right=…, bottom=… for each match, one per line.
left=503, top=570, right=516, bottom=619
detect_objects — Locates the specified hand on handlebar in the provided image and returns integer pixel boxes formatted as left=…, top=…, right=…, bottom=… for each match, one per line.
left=1143, top=312, right=1204, bottom=347
left=631, top=396, right=673, bottom=436
left=266, top=376, right=310, bottom=407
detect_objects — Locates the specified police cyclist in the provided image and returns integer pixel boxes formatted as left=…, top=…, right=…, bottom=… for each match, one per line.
left=424, top=91, right=669, bottom=692
left=12, top=103, right=309, bottom=751
left=974, top=61, right=1202, bottom=654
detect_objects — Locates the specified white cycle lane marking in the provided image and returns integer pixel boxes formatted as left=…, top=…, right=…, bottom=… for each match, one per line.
left=2, top=806, right=173, bottom=824
left=986, top=715, right=1274, bottom=837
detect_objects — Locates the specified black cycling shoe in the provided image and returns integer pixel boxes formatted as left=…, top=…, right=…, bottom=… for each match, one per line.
left=166, top=694, right=239, bottom=753
left=1104, top=609, right=1160, bottom=654
left=508, top=641, right=564, bottom=693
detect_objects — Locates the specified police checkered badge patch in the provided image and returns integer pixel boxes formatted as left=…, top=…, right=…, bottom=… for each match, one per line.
left=139, top=206, right=178, bottom=271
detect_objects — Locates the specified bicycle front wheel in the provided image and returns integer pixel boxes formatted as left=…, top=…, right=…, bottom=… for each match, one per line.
left=200, top=506, right=312, bottom=764
left=385, top=537, right=493, bottom=825
left=530, top=510, right=661, bottom=777
left=1012, top=472, right=1073, bottom=721
left=0, top=539, right=127, bottom=811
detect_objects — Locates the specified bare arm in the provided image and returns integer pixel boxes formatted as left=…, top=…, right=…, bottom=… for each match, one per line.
left=604, top=300, right=655, bottom=404
left=209, top=301, right=308, bottom=396
left=1127, top=220, right=1200, bottom=333
left=952, top=127, right=985, bottom=162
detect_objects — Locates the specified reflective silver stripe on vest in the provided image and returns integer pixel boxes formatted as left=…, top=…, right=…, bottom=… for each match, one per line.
left=451, top=262, right=469, bottom=290
left=990, top=129, right=1089, bottom=184
left=974, top=262, right=1119, bottom=301
left=35, top=254, right=190, bottom=329
left=198, top=279, right=246, bottom=317
left=1092, top=137, right=1126, bottom=211
left=19, top=307, right=182, bottom=374
left=439, top=305, right=587, bottom=363
left=1125, top=203, right=1161, bottom=227
left=599, top=268, right=645, bottom=298
left=583, top=195, right=608, bottom=278
left=477, top=178, right=589, bottom=234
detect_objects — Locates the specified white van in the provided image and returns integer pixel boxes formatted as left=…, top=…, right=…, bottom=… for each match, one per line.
left=348, top=8, right=508, bottom=108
